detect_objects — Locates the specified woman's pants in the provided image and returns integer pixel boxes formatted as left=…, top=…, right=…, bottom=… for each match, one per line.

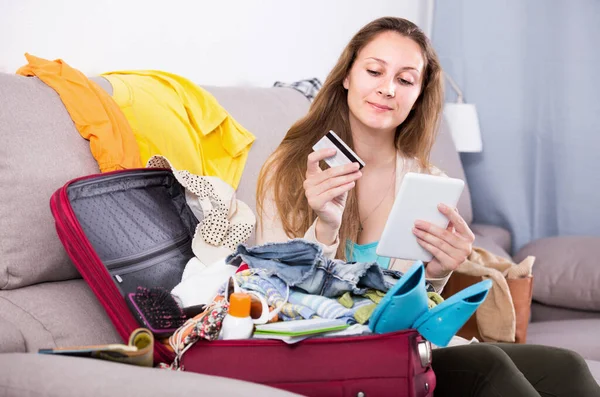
left=432, top=343, right=600, bottom=397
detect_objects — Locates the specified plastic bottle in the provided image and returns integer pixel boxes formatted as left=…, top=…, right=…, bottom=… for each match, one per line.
left=219, top=292, right=254, bottom=340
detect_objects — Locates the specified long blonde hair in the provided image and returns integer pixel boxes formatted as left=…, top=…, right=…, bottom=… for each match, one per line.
left=256, top=17, right=444, bottom=259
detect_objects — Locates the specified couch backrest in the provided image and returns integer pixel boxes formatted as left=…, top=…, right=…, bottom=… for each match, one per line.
left=0, top=73, right=100, bottom=290
left=0, top=73, right=472, bottom=290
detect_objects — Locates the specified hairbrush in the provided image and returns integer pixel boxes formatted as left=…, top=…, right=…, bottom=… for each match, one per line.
left=127, top=286, right=187, bottom=338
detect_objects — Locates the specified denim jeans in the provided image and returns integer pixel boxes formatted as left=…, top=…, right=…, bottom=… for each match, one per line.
left=226, top=239, right=430, bottom=297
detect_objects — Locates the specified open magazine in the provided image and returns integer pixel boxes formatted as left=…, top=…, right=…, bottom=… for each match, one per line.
left=38, top=328, right=154, bottom=367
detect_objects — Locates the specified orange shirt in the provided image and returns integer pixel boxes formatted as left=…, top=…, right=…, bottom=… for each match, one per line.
left=16, top=53, right=142, bottom=172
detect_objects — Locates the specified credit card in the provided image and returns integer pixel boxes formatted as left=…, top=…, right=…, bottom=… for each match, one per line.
left=312, top=130, right=365, bottom=170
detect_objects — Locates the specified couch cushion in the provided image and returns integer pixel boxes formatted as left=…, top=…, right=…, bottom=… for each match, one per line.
left=0, top=316, right=26, bottom=353
left=527, top=319, right=600, bottom=361
left=430, top=117, right=473, bottom=224
left=0, top=353, right=300, bottom=397
left=471, top=224, right=512, bottom=254
left=203, top=86, right=310, bottom=244
left=0, top=73, right=100, bottom=289
left=0, top=279, right=120, bottom=352
left=473, top=232, right=511, bottom=259
left=514, top=236, right=600, bottom=311
left=531, top=301, right=600, bottom=323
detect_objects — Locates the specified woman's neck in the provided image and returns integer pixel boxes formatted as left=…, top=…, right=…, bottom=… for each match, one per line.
left=350, top=118, right=397, bottom=168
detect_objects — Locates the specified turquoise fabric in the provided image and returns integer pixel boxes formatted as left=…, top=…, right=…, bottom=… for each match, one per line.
left=346, top=240, right=391, bottom=269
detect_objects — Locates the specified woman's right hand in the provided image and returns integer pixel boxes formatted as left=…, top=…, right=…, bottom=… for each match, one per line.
left=304, top=148, right=362, bottom=240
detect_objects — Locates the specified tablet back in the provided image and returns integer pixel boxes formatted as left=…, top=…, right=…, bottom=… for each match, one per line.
left=376, top=173, right=465, bottom=262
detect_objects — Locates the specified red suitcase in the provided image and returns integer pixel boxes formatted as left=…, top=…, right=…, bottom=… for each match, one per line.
left=50, top=168, right=435, bottom=397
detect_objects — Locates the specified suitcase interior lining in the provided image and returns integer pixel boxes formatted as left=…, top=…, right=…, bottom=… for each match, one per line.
left=67, top=170, right=199, bottom=292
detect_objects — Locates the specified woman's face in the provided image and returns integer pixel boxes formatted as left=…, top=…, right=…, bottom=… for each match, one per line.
left=344, top=31, right=425, bottom=135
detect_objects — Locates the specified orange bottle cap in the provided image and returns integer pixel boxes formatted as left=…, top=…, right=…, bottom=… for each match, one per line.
left=228, top=292, right=251, bottom=318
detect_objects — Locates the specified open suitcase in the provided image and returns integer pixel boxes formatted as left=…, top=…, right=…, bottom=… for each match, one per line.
left=50, top=168, right=436, bottom=397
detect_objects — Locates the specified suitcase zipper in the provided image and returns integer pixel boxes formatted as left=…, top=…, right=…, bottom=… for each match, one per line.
left=108, top=236, right=192, bottom=283
left=104, top=234, right=190, bottom=270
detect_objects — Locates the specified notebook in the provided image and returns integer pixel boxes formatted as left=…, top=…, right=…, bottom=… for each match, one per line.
left=254, top=318, right=349, bottom=337
left=253, top=323, right=369, bottom=344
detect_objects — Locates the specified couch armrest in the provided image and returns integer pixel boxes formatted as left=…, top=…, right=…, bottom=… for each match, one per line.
left=0, top=315, right=26, bottom=353
left=471, top=223, right=512, bottom=254
left=514, top=236, right=600, bottom=312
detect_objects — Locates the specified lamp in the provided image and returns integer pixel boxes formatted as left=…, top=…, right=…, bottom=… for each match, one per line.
left=443, top=72, right=483, bottom=152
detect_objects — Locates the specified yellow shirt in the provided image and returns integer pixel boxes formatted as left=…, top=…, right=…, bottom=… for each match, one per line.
left=17, top=53, right=142, bottom=172
left=102, top=70, right=255, bottom=189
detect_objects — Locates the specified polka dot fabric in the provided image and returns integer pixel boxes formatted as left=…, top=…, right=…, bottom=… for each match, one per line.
left=147, top=156, right=255, bottom=263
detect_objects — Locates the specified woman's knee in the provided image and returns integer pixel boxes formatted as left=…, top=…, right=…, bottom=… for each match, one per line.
left=504, top=344, right=588, bottom=368
left=432, top=344, right=532, bottom=396
left=470, top=344, right=521, bottom=372
left=538, top=346, right=589, bottom=374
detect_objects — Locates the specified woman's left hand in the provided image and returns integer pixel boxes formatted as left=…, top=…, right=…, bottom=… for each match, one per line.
left=412, top=203, right=475, bottom=279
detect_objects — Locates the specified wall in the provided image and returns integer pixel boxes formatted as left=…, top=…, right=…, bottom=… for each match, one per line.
left=0, top=0, right=429, bottom=87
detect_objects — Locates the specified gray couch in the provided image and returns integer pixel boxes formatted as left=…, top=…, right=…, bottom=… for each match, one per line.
left=0, top=73, right=598, bottom=395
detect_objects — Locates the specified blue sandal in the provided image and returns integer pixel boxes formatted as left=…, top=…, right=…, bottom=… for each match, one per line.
left=413, top=278, right=493, bottom=347
left=369, top=261, right=429, bottom=334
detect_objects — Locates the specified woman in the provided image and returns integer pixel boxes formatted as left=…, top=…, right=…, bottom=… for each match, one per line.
left=255, top=16, right=599, bottom=396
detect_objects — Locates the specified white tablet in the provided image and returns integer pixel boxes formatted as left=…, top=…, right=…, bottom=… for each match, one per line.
left=376, top=172, right=465, bottom=262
